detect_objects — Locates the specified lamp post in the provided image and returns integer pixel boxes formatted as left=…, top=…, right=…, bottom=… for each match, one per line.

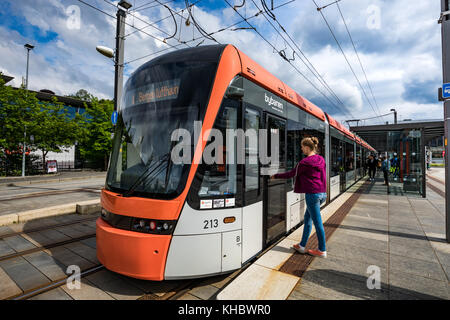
left=96, top=0, right=132, bottom=112
left=22, top=43, right=34, bottom=177
left=390, top=108, right=397, bottom=124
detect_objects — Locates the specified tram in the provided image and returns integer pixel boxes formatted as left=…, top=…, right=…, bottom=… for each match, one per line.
left=96, top=44, right=376, bottom=280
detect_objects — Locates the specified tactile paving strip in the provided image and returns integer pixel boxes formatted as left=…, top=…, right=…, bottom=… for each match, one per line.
left=278, top=181, right=370, bottom=278
left=427, top=182, right=445, bottom=198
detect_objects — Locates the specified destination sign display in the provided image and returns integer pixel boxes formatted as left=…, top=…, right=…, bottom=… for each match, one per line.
left=125, top=78, right=181, bottom=107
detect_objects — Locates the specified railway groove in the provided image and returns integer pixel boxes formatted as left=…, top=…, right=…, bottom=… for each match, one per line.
left=0, top=216, right=98, bottom=240
left=0, top=234, right=96, bottom=263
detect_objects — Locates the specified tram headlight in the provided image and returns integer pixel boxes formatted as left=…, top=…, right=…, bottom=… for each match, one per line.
left=129, top=217, right=176, bottom=234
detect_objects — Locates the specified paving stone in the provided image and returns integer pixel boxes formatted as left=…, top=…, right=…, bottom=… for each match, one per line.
left=389, top=253, right=447, bottom=281
left=200, top=274, right=233, bottom=289
left=216, top=264, right=299, bottom=300
left=39, top=229, right=71, bottom=242
left=255, top=238, right=297, bottom=270
left=294, top=271, right=388, bottom=300
left=389, top=241, right=438, bottom=263
left=22, top=251, right=67, bottom=281
left=388, top=290, right=421, bottom=300
left=308, top=254, right=389, bottom=286
left=64, top=241, right=99, bottom=264
left=326, top=241, right=389, bottom=269
left=178, top=293, right=201, bottom=300
left=85, top=270, right=144, bottom=300
left=189, top=284, right=220, bottom=300
left=287, top=289, right=319, bottom=300
left=389, top=233, right=432, bottom=249
left=332, top=224, right=388, bottom=243
left=44, top=246, right=96, bottom=270
left=120, top=276, right=185, bottom=297
left=29, top=287, right=73, bottom=300
left=389, top=269, right=448, bottom=300
left=21, top=232, right=54, bottom=247
left=80, top=237, right=97, bottom=249
left=0, top=256, right=50, bottom=292
left=328, top=230, right=388, bottom=253
left=0, top=225, right=14, bottom=237
left=0, top=265, right=22, bottom=299
left=54, top=226, right=88, bottom=238
left=0, top=239, right=16, bottom=256
left=3, top=235, right=36, bottom=252
left=61, top=278, right=115, bottom=300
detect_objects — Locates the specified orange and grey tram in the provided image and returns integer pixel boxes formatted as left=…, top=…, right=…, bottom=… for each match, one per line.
left=96, top=44, right=376, bottom=280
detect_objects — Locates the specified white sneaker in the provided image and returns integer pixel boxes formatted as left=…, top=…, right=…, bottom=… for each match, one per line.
left=292, top=244, right=306, bottom=254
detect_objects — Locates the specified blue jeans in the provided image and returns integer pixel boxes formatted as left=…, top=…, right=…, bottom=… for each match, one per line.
left=300, top=193, right=327, bottom=252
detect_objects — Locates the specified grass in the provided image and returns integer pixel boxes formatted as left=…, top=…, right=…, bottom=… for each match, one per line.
left=430, top=163, right=445, bottom=167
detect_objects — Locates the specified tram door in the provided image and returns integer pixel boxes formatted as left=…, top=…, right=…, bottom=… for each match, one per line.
left=339, top=140, right=346, bottom=192
left=263, top=114, right=287, bottom=245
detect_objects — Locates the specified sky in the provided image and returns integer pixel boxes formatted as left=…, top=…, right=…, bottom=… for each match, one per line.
left=0, top=0, right=444, bottom=125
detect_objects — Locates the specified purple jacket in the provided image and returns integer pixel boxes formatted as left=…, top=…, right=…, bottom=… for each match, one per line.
left=274, top=154, right=326, bottom=194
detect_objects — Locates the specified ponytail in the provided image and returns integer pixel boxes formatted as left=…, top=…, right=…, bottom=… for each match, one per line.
left=301, top=137, right=319, bottom=152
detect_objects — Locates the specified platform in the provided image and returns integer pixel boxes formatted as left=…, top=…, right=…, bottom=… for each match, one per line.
left=216, top=169, right=450, bottom=300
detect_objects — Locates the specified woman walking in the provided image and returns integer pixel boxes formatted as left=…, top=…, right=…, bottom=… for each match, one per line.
left=271, top=137, right=327, bottom=258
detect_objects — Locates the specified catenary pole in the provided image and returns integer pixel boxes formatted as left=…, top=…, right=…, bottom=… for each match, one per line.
left=440, top=0, right=450, bottom=243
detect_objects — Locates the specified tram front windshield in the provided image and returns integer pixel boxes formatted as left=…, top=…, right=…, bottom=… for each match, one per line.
left=106, top=60, right=217, bottom=199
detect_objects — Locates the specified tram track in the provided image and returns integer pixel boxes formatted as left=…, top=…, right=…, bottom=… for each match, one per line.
left=0, top=233, right=96, bottom=263
left=0, top=216, right=98, bottom=240
left=10, top=264, right=105, bottom=300
left=0, top=187, right=100, bottom=202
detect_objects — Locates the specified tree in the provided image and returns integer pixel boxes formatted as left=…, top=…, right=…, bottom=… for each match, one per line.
left=66, top=89, right=94, bottom=102
left=0, top=75, right=41, bottom=175
left=32, top=97, right=84, bottom=172
left=77, top=97, right=114, bottom=170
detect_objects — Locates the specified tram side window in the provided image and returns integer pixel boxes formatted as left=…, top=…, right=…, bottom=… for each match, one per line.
left=331, top=136, right=342, bottom=177
left=345, top=142, right=354, bottom=172
left=245, top=108, right=260, bottom=192
left=287, top=120, right=325, bottom=168
left=197, top=104, right=237, bottom=197
left=356, top=145, right=361, bottom=172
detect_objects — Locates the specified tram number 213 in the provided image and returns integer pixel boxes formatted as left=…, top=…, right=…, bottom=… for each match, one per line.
left=203, top=219, right=219, bottom=229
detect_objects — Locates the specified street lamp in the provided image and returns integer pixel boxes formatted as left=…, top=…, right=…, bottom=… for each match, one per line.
left=22, top=43, right=34, bottom=177
left=118, top=0, right=132, bottom=10
left=390, top=108, right=397, bottom=124
left=96, top=1, right=131, bottom=112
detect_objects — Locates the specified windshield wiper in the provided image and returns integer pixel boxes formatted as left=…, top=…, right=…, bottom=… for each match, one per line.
left=122, top=153, right=170, bottom=197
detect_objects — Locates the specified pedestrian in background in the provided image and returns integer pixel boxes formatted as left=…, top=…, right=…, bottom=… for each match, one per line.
left=381, top=156, right=389, bottom=186
left=367, top=154, right=378, bottom=181
left=271, top=137, right=327, bottom=258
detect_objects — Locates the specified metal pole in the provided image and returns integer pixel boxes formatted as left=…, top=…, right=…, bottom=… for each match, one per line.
left=114, top=8, right=126, bottom=112
left=440, top=0, right=450, bottom=242
left=22, top=48, right=31, bottom=177
left=394, top=111, right=397, bottom=124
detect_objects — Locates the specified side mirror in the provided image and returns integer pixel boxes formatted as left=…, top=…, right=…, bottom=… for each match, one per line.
left=225, top=85, right=244, bottom=99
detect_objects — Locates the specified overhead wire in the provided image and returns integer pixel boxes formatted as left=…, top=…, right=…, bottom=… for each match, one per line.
left=311, top=0, right=383, bottom=122
left=252, top=0, right=354, bottom=118
left=335, top=1, right=383, bottom=119
left=123, top=0, right=202, bottom=38
left=223, top=0, right=352, bottom=117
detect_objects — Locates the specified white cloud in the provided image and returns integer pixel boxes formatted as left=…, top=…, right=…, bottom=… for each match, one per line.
left=0, top=0, right=443, bottom=126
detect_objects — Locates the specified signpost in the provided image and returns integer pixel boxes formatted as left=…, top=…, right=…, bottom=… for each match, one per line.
left=440, top=0, right=450, bottom=243
left=443, top=82, right=450, bottom=99
left=111, top=111, right=118, bottom=126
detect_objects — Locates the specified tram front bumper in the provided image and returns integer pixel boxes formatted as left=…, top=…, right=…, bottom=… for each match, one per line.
left=96, top=218, right=171, bottom=280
